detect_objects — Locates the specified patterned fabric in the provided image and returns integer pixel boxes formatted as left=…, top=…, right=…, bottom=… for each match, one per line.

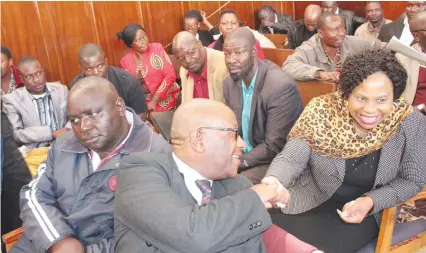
left=120, top=43, right=180, bottom=112
left=323, top=48, right=342, bottom=72
left=1, top=66, right=22, bottom=95
left=288, top=91, right=413, bottom=159
left=31, top=91, right=58, bottom=147
left=195, top=179, right=212, bottom=205
left=398, top=199, right=426, bottom=223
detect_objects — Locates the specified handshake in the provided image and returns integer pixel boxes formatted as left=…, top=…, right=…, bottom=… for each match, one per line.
left=251, top=176, right=289, bottom=209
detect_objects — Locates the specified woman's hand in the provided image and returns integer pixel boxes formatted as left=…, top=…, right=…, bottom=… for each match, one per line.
left=261, top=176, right=290, bottom=208
left=337, top=196, right=374, bottom=224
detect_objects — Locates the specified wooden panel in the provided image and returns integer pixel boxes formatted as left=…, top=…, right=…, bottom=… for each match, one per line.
left=1, top=1, right=59, bottom=82
left=297, top=80, right=335, bottom=107
left=93, top=1, right=143, bottom=68
left=50, top=1, right=99, bottom=84
left=295, top=1, right=408, bottom=21
left=262, top=47, right=294, bottom=67
left=220, top=1, right=255, bottom=28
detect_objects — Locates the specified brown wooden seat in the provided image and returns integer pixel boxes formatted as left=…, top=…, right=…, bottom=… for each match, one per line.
left=376, top=187, right=426, bottom=253
left=2, top=227, right=24, bottom=252
left=263, top=34, right=288, bottom=49
left=262, top=48, right=294, bottom=68
left=296, top=80, right=336, bottom=107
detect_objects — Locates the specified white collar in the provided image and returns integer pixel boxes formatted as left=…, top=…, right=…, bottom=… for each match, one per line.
left=335, top=8, right=339, bottom=15
left=172, top=152, right=213, bottom=205
left=274, top=13, right=278, bottom=23
left=403, top=17, right=409, bottom=26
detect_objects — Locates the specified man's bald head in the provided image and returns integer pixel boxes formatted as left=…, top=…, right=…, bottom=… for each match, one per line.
left=321, top=1, right=338, bottom=13
left=172, top=31, right=206, bottom=73
left=171, top=98, right=243, bottom=180
left=304, top=5, right=322, bottom=31
left=171, top=99, right=236, bottom=142
left=226, top=27, right=256, bottom=49
left=69, top=76, right=118, bottom=103
left=78, top=43, right=106, bottom=64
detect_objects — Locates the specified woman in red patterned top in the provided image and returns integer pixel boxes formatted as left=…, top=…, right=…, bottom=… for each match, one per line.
left=117, top=24, right=180, bottom=112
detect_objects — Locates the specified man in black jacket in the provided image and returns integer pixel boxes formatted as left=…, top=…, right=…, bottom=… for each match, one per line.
left=257, top=5, right=294, bottom=34
left=287, top=4, right=322, bottom=49
left=321, top=1, right=365, bottom=35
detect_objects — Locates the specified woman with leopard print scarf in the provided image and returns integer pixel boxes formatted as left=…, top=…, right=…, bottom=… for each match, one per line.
left=263, top=49, right=426, bottom=253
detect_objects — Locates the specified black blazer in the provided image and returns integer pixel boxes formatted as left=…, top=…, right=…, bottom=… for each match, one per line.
left=197, top=28, right=220, bottom=47
left=286, top=20, right=317, bottom=49
left=339, top=8, right=365, bottom=35
left=378, top=16, right=405, bottom=42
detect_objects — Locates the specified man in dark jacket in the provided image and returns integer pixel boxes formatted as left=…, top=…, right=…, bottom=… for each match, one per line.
left=257, top=5, right=294, bottom=34
left=287, top=4, right=322, bottom=49
left=321, top=1, right=365, bottom=35
left=222, top=28, right=303, bottom=184
left=10, top=76, right=170, bottom=253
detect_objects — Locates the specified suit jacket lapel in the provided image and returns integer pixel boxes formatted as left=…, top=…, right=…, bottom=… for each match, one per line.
left=48, top=84, right=62, bottom=125
left=168, top=153, right=198, bottom=205
left=395, top=19, right=404, bottom=39
left=234, top=80, right=243, bottom=134
left=249, top=63, right=266, bottom=141
left=20, top=89, right=39, bottom=124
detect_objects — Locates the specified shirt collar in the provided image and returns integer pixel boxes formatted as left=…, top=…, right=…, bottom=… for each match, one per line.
left=367, top=19, right=386, bottom=32
left=404, top=17, right=409, bottom=26
left=241, top=68, right=259, bottom=92
left=335, top=8, right=339, bottom=15
left=274, top=13, right=278, bottom=23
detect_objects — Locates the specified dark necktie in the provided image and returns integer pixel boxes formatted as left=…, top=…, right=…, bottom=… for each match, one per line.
left=195, top=180, right=212, bottom=205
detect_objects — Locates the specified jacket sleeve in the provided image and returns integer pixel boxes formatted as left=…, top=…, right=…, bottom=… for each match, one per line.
left=155, top=45, right=177, bottom=100
left=125, top=75, right=148, bottom=114
left=243, top=81, right=303, bottom=168
left=364, top=114, right=426, bottom=214
left=209, top=27, right=221, bottom=40
left=272, top=14, right=294, bottom=33
left=282, top=46, right=323, bottom=81
left=286, top=26, right=297, bottom=49
left=2, top=95, right=53, bottom=145
left=265, top=138, right=312, bottom=188
left=115, top=157, right=272, bottom=253
left=19, top=144, right=75, bottom=252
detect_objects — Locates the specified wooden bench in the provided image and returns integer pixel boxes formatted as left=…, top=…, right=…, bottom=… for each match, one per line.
left=2, top=227, right=24, bottom=252
left=262, top=47, right=294, bottom=68
left=263, top=34, right=288, bottom=49
left=296, top=80, right=336, bottom=107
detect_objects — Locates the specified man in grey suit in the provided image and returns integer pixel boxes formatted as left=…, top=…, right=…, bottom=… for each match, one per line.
left=257, top=5, right=294, bottom=34
left=321, top=1, right=365, bottom=35
left=115, top=98, right=286, bottom=253
left=223, top=28, right=303, bottom=184
left=378, top=1, right=425, bottom=44
left=2, top=56, right=70, bottom=153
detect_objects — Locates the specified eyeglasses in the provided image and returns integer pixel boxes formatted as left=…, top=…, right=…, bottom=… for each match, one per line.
left=197, top=126, right=238, bottom=140
left=176, top=49, right=197, bottom=61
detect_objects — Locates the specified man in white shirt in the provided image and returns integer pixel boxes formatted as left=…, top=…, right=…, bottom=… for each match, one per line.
left=114, top=99, right=320, bottom=253
left=378, top=1, right=425, bottom=44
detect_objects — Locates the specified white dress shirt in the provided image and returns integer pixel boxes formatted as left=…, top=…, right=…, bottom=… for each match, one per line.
left=268, top=14, right=279, bottom=34
left=400, top=17, right=414, bottom=46
left=91, top=110, right=134, bottom=170
left=172, top=152, right=213, bottom=205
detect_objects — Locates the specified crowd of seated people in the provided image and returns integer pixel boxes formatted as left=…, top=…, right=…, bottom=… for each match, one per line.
left=1, top=2, right=426, bottom=253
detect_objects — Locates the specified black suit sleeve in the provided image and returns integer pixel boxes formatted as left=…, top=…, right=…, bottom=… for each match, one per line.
left=124, top=75, right=148, bottom=114
left=286, top=25, right=297, bottom=49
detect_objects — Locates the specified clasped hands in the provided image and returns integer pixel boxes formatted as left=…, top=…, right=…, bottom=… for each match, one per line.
left=251, top=176, right=289, bottom=209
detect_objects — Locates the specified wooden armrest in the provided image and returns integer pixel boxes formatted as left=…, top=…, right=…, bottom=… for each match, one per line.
left=2, top=227, right=24, bottom=244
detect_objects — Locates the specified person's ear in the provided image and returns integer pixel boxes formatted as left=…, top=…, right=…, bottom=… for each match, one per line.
left=413, top=32, right=420, bottom=43
left=318, top=29, right=324, bottom=39
left=189, top=130, right=205, bottom=153
left=115, top=97, right=126, bottom=116
left=105, top=57, right=109, bottom=66
left=252, top=45, right=257, bottom=58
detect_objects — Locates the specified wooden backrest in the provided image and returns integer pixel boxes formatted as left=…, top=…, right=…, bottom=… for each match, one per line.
left=296, top=80, right=336, bottom=107
left=2, top=227, right=24, bottom=252
left=263, top=34, right=288, bottom=49
left=168, top=54, right=181, bottom=80
left=262, top=48, right=295, bottom=68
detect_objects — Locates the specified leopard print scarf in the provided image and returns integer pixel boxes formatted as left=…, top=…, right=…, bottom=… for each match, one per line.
left=288, top=91, right=413, bottom=159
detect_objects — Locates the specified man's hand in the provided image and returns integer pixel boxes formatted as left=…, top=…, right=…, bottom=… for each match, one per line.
left=52, top=127, right=71, bottom=139
left=261, top=176, right=290, bottom=208
left=337, top=196, right=374, bottom=224
left=263, top=20, right=275, bottom=28
left=50, top=237, right=84, bottom=253
left=316, top=71, right=340, bottom=83
left=250, top=183, right=280, bottom=208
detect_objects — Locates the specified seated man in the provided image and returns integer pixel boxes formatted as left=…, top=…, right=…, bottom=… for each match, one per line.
left=397, top=11, right=426, bottom=113
left=378, top=1, right=425, bottom=44
left=69, top=43, right=148, bottom=120
left=287, top=4, right=322, bottom=49
left=321, top=1, right=365, bottom=35
left=223, top=28, right=303, bottom=184
left=115, top=98, right=318, bottom=253
left=1, top=45, right=24, bottom=94
left=2, top=56, right=70, bottom=173
left=10, top=76, right=170, bottom=253
left=257, top=5, right=294, bottom=35
left=354, top=1, right=391, bottom=40
left=283, top=13, right=382, bottom=83
left=172, top=31, right=229, bottom=103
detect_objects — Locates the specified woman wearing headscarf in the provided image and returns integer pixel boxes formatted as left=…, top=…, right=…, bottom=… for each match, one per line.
left=208, top=10, right=266, bottom=60
left=264, top=49, right=426, bottom=253
left=118, top=24, right=180, bottom=112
